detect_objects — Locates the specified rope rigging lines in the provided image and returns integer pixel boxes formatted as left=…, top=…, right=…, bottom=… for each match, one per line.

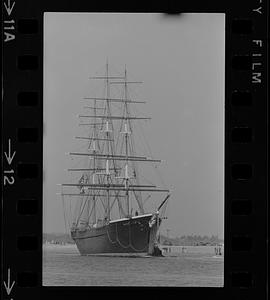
left=106, top=219, right=150, bottom=252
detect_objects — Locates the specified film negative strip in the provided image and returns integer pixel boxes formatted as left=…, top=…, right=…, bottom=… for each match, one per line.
left=2, top=0, right=268, bottom=299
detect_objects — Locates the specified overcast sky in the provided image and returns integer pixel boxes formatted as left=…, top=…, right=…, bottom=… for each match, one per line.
left=43, top=13, right=225, bottom=238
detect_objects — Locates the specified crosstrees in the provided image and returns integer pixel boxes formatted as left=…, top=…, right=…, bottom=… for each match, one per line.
left=84, top=97, right=146, bottom=104
left=79, top=115, right=150, bottom=120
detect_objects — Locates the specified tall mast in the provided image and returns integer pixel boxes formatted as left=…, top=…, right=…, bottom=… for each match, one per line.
left=105, top=60, right=111, bottom=221
left=92, top=96, right=97, bottom=224
left=124, top=65, right=130, bottom=216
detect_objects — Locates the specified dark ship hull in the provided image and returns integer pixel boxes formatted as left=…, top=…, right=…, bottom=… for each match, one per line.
left=71, top=214, right=159, bottom=255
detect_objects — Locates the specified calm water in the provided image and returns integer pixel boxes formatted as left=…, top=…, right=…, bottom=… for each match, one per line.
left=43, top=245, right=224, bottom=286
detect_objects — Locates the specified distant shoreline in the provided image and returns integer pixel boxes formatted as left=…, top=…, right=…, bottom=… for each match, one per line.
left=43, top=233, right=224, bottom=247
left=43, top=243, right=224, bottom=256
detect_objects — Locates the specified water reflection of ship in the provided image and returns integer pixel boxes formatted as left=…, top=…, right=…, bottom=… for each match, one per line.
left=60, top=62, right=171, bottom=255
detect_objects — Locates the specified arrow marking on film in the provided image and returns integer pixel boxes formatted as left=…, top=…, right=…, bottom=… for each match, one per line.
left=4, top=0, right=15, bottom=16
left=4, top=268, right=15, bottom=295
left=4, top=139, right=16, bottom=165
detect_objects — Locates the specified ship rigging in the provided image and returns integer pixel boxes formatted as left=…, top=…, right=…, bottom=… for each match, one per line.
left=60, top=62, right=170, bottom=255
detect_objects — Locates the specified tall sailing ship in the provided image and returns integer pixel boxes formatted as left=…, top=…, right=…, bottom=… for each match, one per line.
left=60, top=62, right=170, bottom=255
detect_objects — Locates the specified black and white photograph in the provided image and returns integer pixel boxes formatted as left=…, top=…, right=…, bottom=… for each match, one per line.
left=43, top=13, right=225, bottom=287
